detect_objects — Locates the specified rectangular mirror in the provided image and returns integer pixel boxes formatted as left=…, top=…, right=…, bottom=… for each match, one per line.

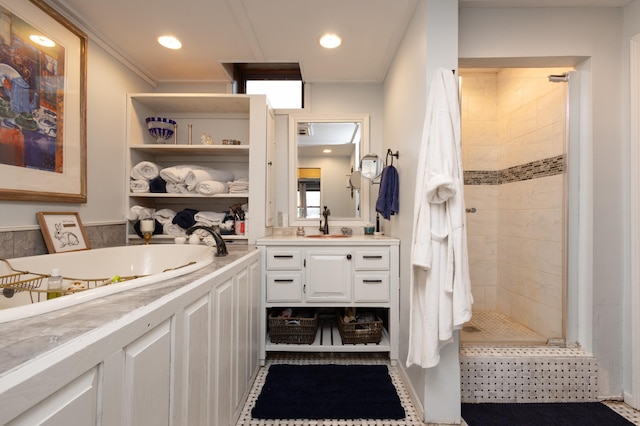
left=289, top=113, right=370, bottom=227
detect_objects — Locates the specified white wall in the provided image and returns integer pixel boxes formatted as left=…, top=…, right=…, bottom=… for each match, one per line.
left=383, top=0, right=459, bottom=423
left=460, top=6, right=624, bottom=397
left=623, top=0, right=640, bottom=406
left=0, top=40, right=153, bottom=230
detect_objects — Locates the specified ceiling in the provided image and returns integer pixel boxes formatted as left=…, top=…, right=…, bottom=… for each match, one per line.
left=50, top=0, right=631, bottom=86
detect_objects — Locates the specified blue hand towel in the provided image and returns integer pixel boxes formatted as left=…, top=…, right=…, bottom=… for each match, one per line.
left=149, top=176, right=167, bottom=193
left=375, top=165, right=399, bottom=220
left=172, top=208, right=199, bottom=229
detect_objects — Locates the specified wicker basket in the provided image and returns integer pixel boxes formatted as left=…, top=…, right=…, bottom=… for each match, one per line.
left=268, top=310, right=318, bottom=344
left=337, top=313, right=383, bottom=344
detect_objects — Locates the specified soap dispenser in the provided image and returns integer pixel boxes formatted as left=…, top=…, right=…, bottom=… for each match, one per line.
left=47, top=268, right=64, bottom=300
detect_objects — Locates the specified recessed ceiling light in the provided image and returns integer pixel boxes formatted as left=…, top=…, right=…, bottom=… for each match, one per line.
left=158, top=35, right=182, bottom=50
left=323, top=149, right=332, bottom=153
left=319, top=33, right=341, bottom=49
left=30, top=35, right=55, bottom=47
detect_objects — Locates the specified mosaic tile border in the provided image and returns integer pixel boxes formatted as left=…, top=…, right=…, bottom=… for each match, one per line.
left=464, top=154, right=565, bottom=185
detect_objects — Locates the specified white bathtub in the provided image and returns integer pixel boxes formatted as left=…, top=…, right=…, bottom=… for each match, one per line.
left=0, top=244, right=214, bottom=322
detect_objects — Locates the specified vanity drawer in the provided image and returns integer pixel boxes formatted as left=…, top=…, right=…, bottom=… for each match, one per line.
left=354, top=249, right=389, bottom=271
left=266, top=249, right=302, bottom=270
left=354, top=272, right=390, bottom=302
left=266, top=272, right=303, bottom=302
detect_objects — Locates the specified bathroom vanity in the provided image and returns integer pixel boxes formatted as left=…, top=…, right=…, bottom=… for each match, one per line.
left=257, top=235, right=400, bottom=364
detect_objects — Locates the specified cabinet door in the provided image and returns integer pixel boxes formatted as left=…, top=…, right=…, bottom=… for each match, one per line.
left=305, top=249, right=353, bottom=302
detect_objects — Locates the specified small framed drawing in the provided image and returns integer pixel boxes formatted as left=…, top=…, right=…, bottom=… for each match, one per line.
left=36, top=212, right=90, bottom=253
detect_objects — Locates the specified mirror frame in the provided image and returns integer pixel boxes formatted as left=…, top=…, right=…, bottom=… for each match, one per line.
left=289, top=113, right=370, bottom=227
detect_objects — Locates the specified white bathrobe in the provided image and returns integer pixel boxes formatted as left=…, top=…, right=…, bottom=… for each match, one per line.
left=407, top=68, right=473, bottom=369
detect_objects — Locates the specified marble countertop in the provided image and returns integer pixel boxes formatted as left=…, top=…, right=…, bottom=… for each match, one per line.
left=0, top=245, right=257, bottom=377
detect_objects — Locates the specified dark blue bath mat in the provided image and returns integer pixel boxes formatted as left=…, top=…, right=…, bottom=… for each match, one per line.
left=251, top=364, right=406, bottom=419
left=462, top=402, right=634, bottom=425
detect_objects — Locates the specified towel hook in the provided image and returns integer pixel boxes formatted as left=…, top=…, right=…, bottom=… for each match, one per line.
left=385, top=149, right=399, bottom=166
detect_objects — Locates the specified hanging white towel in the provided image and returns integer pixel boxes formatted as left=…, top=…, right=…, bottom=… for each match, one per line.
left=407, top=68, right=473, bottom=369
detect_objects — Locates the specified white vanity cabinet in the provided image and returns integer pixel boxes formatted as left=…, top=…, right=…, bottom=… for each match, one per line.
left=126, top=93, right=274, bottom=245
left=257, top=236, right=399, bottom=364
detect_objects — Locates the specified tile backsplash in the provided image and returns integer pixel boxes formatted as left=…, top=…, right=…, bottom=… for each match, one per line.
left=0, top=223, right=126, bottom=259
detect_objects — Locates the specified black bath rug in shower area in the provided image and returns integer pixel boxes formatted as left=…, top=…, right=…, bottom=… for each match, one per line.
left=251, top=364, right=406, bottom=420
left=462, top=402, right=634, bottom=426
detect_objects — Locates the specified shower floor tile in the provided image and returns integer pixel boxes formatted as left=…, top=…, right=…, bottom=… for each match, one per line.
left=461, top=311, right=546, bottom=345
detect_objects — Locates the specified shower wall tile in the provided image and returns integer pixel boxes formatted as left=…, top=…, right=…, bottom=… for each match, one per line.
left=499, top=175, right=563, bottom=210
left=462, top=145, right=499, bottom=171
left=462, top=120, right=500, bottom=146
left=506, top=102, right=538, bottom=141
left=469, top=282, right=497, bottom=312
left=537, top=88, right=565, bottom=129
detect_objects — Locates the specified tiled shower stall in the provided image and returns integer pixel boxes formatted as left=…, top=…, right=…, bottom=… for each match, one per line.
left=460, top=67, right=569, bottom=344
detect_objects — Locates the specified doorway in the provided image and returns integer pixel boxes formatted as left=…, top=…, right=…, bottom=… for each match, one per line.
left=459, top=67, right=572, bottom=345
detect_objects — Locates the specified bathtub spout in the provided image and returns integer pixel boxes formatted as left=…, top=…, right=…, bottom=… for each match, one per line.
left=186, top=226, right=228, bottom=257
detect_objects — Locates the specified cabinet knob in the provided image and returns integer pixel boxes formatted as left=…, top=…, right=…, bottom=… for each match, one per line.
left=346, top=254, right=352, bottom=260
left=268, top=161, right=273, bottom=166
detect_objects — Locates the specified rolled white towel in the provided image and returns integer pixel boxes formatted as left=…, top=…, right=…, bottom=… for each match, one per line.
left=195, top=180, right=227, bottom=195
left=166, top=182, right=193, bottom=194
left=194, top=211, right=226, bottom=227
left=127, top=206, right=154, bottom=221
left=160, top=165, right=203, bottom=183
left=154, top=208, right=177, bottom=225
left=131, top=161, right=160, bottom=180
left=130, top=179, right=149, bottom=193
left=185, top=168, right=234, bottom=190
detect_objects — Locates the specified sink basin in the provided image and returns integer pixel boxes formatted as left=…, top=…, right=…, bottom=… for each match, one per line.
left=305, top=234, right=351, bottom=238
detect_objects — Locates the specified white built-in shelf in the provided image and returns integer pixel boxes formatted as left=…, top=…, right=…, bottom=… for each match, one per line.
left=265, top=324, right=391, bottom=354
left=129, top=144, right=249, bottom=156
left=129, top=93, right=251, bottom=114
left=129, top=193, right=249, bottom=198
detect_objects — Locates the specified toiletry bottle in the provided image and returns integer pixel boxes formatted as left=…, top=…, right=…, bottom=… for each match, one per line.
left=47, top=268, right=64, bottom=300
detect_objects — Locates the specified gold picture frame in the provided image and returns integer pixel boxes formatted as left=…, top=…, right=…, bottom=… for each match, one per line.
left=36, top=211, right=90, bottom=253
left=0, top=0, right=87, bottom=202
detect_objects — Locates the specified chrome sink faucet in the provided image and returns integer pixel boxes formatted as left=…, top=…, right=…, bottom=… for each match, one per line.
left=186, top=225, right=228, bottom=256
left=320, top=206, right=330, bottom=234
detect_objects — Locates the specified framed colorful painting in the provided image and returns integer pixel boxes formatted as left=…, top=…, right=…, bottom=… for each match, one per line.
left=0, top=0, right=87, bottom=202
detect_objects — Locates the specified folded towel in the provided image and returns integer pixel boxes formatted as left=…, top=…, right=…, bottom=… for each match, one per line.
left=172, top=208, right=199, bottom=229
left=194, top=211, right=227, bottom=227
left=375, top=165, right=399, bottom=220
left=160, top=165, right=206, bottom=183
left=130, top=179, right=149, bottom=193
left=127, top=206, right=154, bottom=221
left=166, top=182, right=192, bottom=194
left=195, top=180, right=227, bottom=195
left=131, top=161, right=160, bottom=180
left=149, top=176, right=167, bottom=193
left=163, top=223, right=186, bottom=236
left=185, top=168, right=234, bottom=190
left=228, top=180, right=249, bottom=193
